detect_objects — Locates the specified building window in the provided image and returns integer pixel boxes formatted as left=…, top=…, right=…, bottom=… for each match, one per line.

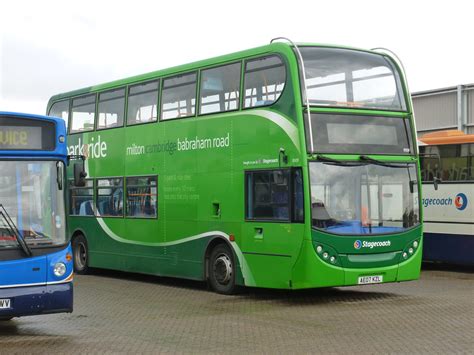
left=126, top=176, right=157, bottom=218
left=97, top=88, right=126, bottom=129
left=127, top=81, right=159, bottom=125
left=200, top=63, right=241, bottom=115
left=161, top=72, right=197, bottom=120
left=244, top=56, right=286, bottom=108
left=69, top=179, right=94, bottom=216
left=70, top=94, right=96, bottom=133
left=96, top=178, right=123, bottom=217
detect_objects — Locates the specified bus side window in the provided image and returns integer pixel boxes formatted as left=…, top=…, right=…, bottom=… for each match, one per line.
left=127, top=81, right=159, bottom=125
left=126, top=176, right=157, bottom=218
left=49, top=100, right=70, bottom=129
left=96, top=178, right=123, bottom=217
left=246, top=169, right=290, bottom=221
left=199, top=62, right=241, bottom=115
left=293, top=169, right=304, bottom=222
left=243, top=55, right=286, bottom=109
left=69, top=179, right=94, bottom=216
left=71, top=94, right=96, bottom=133
left=97, top=88, right=126, bottom=130
left=469, top=143, right=474, bottom=181
left=161, top=72, right=197, bottom=120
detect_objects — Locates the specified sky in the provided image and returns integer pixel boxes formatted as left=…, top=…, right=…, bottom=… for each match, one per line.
left=1, top=0, right=473, bottom=115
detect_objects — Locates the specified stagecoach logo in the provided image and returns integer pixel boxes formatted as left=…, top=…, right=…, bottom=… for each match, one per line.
left=454, top=193, right=468, bottom=211
left=354, top=240, right=362, bottom=249
left=422, top=193, right=468, bottom=211
left=354, top=240, right=391, bottom=250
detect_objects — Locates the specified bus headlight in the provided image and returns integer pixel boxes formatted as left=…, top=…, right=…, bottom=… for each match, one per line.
left=54, top=262, right=66, bottom=277
left=401, top=239, right=420, bottom=262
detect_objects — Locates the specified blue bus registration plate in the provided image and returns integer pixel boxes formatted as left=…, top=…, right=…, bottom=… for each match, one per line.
left=0, top=299, right=11, bottom=309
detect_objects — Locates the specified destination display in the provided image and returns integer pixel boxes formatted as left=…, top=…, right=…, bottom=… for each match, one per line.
left=0, top=116, right=55, bottom=150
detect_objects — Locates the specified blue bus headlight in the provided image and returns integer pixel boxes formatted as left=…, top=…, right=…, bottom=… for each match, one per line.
left=54, top=262, right=67, bottom=277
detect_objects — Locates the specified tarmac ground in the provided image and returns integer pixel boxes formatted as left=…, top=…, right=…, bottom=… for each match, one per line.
left=1, top=264, right=473, bottom=354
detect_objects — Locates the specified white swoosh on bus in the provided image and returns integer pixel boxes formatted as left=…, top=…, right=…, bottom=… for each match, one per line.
left=199, top=109, right=300, bottom=152
left=95, top=217, right=255, bottom=286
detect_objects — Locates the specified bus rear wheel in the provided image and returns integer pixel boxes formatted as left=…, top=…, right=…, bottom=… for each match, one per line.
left=208, top=243, right=237, bottom=295
left=72, top=234, right=89, bottom=274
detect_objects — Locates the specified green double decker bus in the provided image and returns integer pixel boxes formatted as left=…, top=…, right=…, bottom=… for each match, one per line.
left=47, top=40, right=422, bottom=294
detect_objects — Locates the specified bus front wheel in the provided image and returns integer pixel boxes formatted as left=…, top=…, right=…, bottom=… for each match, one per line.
left=208, top=243, right=237, bottom=295
left=72, top=234, right=90, bottom=274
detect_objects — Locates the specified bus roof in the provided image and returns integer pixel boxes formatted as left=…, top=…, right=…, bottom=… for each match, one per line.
left=419, top=130, right=474, bottom=145
left=47, top=42, right=396, bottom=107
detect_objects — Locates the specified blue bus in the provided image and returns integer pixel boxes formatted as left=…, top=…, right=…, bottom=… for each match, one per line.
left=0, top=112, right=73, bottom=321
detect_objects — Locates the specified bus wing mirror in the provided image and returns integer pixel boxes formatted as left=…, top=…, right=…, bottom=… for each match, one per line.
left=68, top=155, right=87, bottom=187
left=433, top=177, right=441, bottom=191
left=74, top=162, right=87, bottom=187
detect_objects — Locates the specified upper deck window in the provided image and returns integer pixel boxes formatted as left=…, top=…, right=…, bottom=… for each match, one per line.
left=49, top=100, right=69, bottom=128
left=97, top=88, right=125, bottom=130
left=244, top=56, right=286, bottom=108
left=127, top=81, right=159, bottom=125
left=71, top=94, right=96, bottom=133
left=161, top=73, right=197, bottom=120
left=300, top=47, right=406, bottom=111
left=200, top=63, right=241, bottom=115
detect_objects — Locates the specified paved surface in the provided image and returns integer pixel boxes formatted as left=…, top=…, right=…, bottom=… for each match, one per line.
left=1, top=265, right=473, bottom=354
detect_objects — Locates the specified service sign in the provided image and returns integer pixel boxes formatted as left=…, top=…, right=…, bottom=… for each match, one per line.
left=0, top=126, right=42, bottom=150
left=0, top=116, right=55, bottom=150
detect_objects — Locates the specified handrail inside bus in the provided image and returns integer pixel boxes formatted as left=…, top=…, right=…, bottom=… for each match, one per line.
left=271, top=37, right=314, bottom=152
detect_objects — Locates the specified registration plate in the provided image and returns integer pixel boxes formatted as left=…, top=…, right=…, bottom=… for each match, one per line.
left=358, top=275, right=383, bottom=285
left=0, top=299, right=11, bottom=309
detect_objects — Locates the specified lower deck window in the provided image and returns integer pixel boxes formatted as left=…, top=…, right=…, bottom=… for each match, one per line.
left=126, top=176, right=157, bottom=218
left=96, top=178, right=123, bottom=217
left=69, top=179, right=94, bottom=216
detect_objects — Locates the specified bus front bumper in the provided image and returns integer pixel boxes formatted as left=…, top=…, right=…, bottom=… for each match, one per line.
left=0, top=282, right=73, bottom=319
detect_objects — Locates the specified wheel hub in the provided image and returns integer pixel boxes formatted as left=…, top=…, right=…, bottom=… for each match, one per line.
left=213, top=254, right=232, bottom=285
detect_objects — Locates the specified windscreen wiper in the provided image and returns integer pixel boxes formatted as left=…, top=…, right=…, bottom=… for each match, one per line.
left=316, top=155, right=356, bottom=166
left=359, top=155, right=410, bottom=168
left=0, top=204, right=32, bottom=256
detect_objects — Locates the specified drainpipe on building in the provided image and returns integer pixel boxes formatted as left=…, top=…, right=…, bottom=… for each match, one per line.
left=457, top=85, right=467, bottom=133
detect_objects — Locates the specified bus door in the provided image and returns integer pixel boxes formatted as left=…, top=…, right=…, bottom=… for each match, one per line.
left=241, top=168, right=304, bottom=288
